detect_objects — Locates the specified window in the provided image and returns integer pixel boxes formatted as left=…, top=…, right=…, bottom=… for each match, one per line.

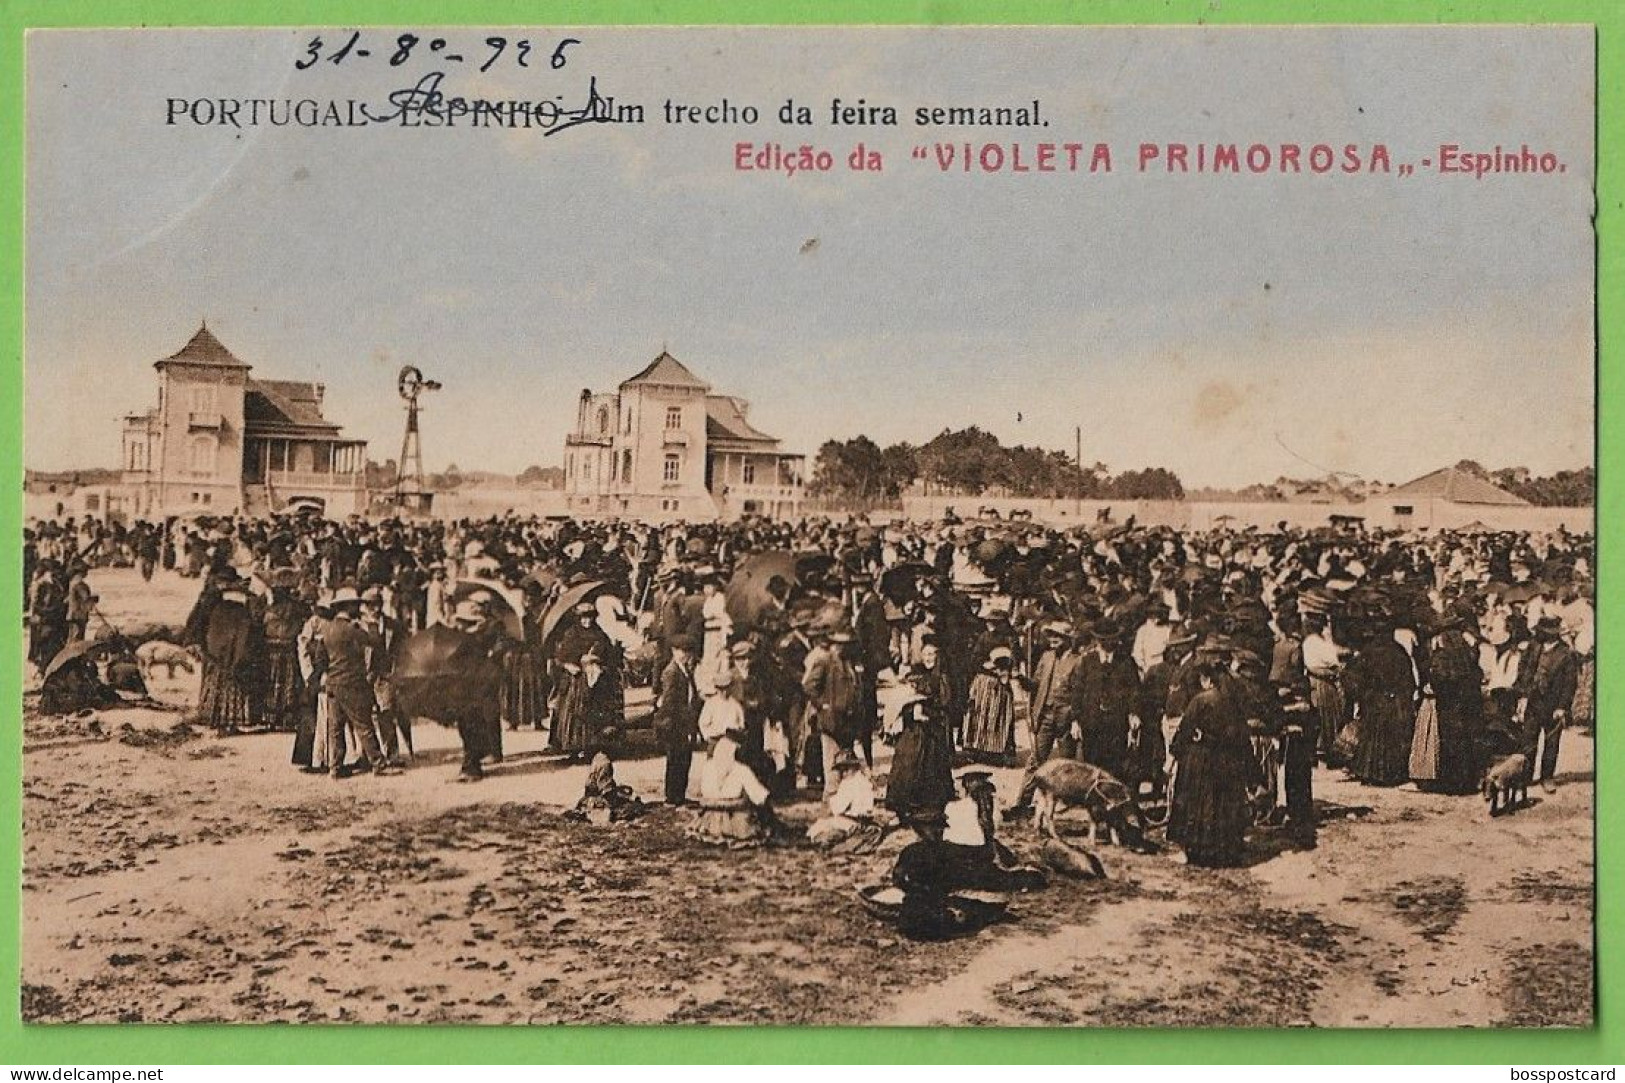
left=742, top=460, right=756, bottom=485
left=190, top=385, right=213, bottom=414
left=85, top=495, right=100, bottom=512
left=610, top=453, right=619, bottom=482
left=597, top=407, right=610, bottom=434
left=583, top=458, right=593, bottom=481
left=189, top=435, right=215, bottom=475
left=624, top=408, right=633, bottom=434
left=622, top=449, right=633, bottom=480
left=665, top=406, right=682, bottom=430
left=1394, top=505, right=1414, bottom=516
left=202, top=492, right=212, bottom=506
left=663, top=454, right=680, bottom=482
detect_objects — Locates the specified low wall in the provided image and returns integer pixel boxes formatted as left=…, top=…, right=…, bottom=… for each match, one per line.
left=898, top=495, right=1593, bottom=534
left=429, top=487, right=571, bottom=519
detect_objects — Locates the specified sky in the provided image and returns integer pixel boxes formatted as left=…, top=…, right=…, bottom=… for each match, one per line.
left=25, top=26, right=1595, bottom=488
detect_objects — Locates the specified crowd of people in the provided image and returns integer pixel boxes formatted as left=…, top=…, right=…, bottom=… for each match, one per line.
left=24, top=509, right=1594, bottom=870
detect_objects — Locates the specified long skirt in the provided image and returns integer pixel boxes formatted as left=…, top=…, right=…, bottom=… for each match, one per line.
left=261, top=642, right=305, bottom=731
left=1572, top=657, right=1596, bottom=728
left=1407, top=696, right=1442, bottom=782
left=1352, top=695, right=1417, bottom=786
left=29, top=619, right=68, bottom=675
left=687, top=799, right=769, bottom=846
left=1168, top=743, right=1250, bottom=866
left=501, top=647, right=549, bottom=729
left=196, top=660, right=254, bottom=732
left=292, top=683, right=330, bottom=769
left=552, top=674, right=594, bottom=755
left=961, top=677, right=1016, bottom=761
left=1309, top=674, right=1347, bottom=762
left=1433, top=695, right=1485, bottom=794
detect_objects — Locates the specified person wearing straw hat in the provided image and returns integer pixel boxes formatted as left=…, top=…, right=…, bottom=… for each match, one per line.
left=698, top=663, right=748, bottom=748
left=321, top=587, right=397, bottom=778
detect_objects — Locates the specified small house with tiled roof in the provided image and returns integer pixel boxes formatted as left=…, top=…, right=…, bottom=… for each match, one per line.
left=1376, top=465, right=1530, bottom=531
left=564, top=350, right=804, bottom=520
left=119, top=324, right=368, bottom=517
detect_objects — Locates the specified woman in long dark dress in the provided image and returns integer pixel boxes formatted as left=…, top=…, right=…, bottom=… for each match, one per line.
left=886, top=657, right=957, bottom=837
left=191, top=577, right=262, bottom=734
left=1348, top=619, right=1419, bottom=786
left=1167, top=664, right=1252, bottom=867
left=553, top=648, right=621, bottom=760
left=502, top=603, right=550, bottom=731
left=1427, top=606, right=1488, bottom=793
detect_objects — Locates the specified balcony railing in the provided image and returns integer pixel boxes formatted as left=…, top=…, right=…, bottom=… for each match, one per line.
left=264, top=469, right=365, bottom=491
left=565, top=433, right=613, bottom=447
left=188, top=412, right=225, bottom=431
left=721, top=482, right=804, bottom=500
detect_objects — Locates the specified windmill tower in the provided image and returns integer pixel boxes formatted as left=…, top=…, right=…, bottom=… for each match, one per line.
left=393, top=365, right=441, bottom=513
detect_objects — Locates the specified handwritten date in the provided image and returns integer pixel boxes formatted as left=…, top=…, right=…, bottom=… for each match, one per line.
left=296, top=31, right=580, bottom=73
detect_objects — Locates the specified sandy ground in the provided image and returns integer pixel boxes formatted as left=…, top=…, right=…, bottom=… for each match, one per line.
left=19, top=568, right=1595, bottom=1026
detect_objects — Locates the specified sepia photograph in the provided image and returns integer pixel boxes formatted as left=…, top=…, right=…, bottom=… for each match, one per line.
left=19, top=25, right=1596, bottom=1027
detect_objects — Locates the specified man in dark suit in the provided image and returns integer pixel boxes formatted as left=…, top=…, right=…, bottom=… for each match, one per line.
left=1067, top=618, right=1142, bottom=780
left=1520, top=614, right=1580, bottom=792
left=851, top=577, right=891, bottom=768
left=322, top=590, right=396, bottom=778
left=360, top=587, right=411, bottom=766
left=654, top=637, right=703, bottom=805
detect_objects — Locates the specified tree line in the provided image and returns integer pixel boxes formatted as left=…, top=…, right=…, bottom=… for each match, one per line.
left=1454, top=461, right=1594, bottom=508
left=807, top=427, right=1185, bottom=504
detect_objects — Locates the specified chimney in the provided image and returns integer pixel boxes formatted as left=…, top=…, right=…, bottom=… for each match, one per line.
left=313, top=383, right=325, bottom=410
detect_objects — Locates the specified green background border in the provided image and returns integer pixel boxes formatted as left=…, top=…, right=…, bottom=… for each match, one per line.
left=0, top=0, right=1616, bottom=1064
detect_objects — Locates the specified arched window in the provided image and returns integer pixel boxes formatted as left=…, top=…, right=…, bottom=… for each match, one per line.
left=597, top=407, right=610, bottom=434
left=622, top=449, right=633, bottom=481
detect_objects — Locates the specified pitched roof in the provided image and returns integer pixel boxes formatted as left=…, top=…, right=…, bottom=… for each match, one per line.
left=245, top=378, right=340, bottom=433
left=156, top=324, right=252, bottom=370
left=1387, top=467, right=1529, bottom=506
left=705, top=395, right=780, bottom=445
left=620, top=351, right=710, bottom=391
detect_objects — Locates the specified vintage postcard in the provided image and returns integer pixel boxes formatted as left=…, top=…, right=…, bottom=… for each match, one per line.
left=20, top=26, right=1594, bottom=1027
